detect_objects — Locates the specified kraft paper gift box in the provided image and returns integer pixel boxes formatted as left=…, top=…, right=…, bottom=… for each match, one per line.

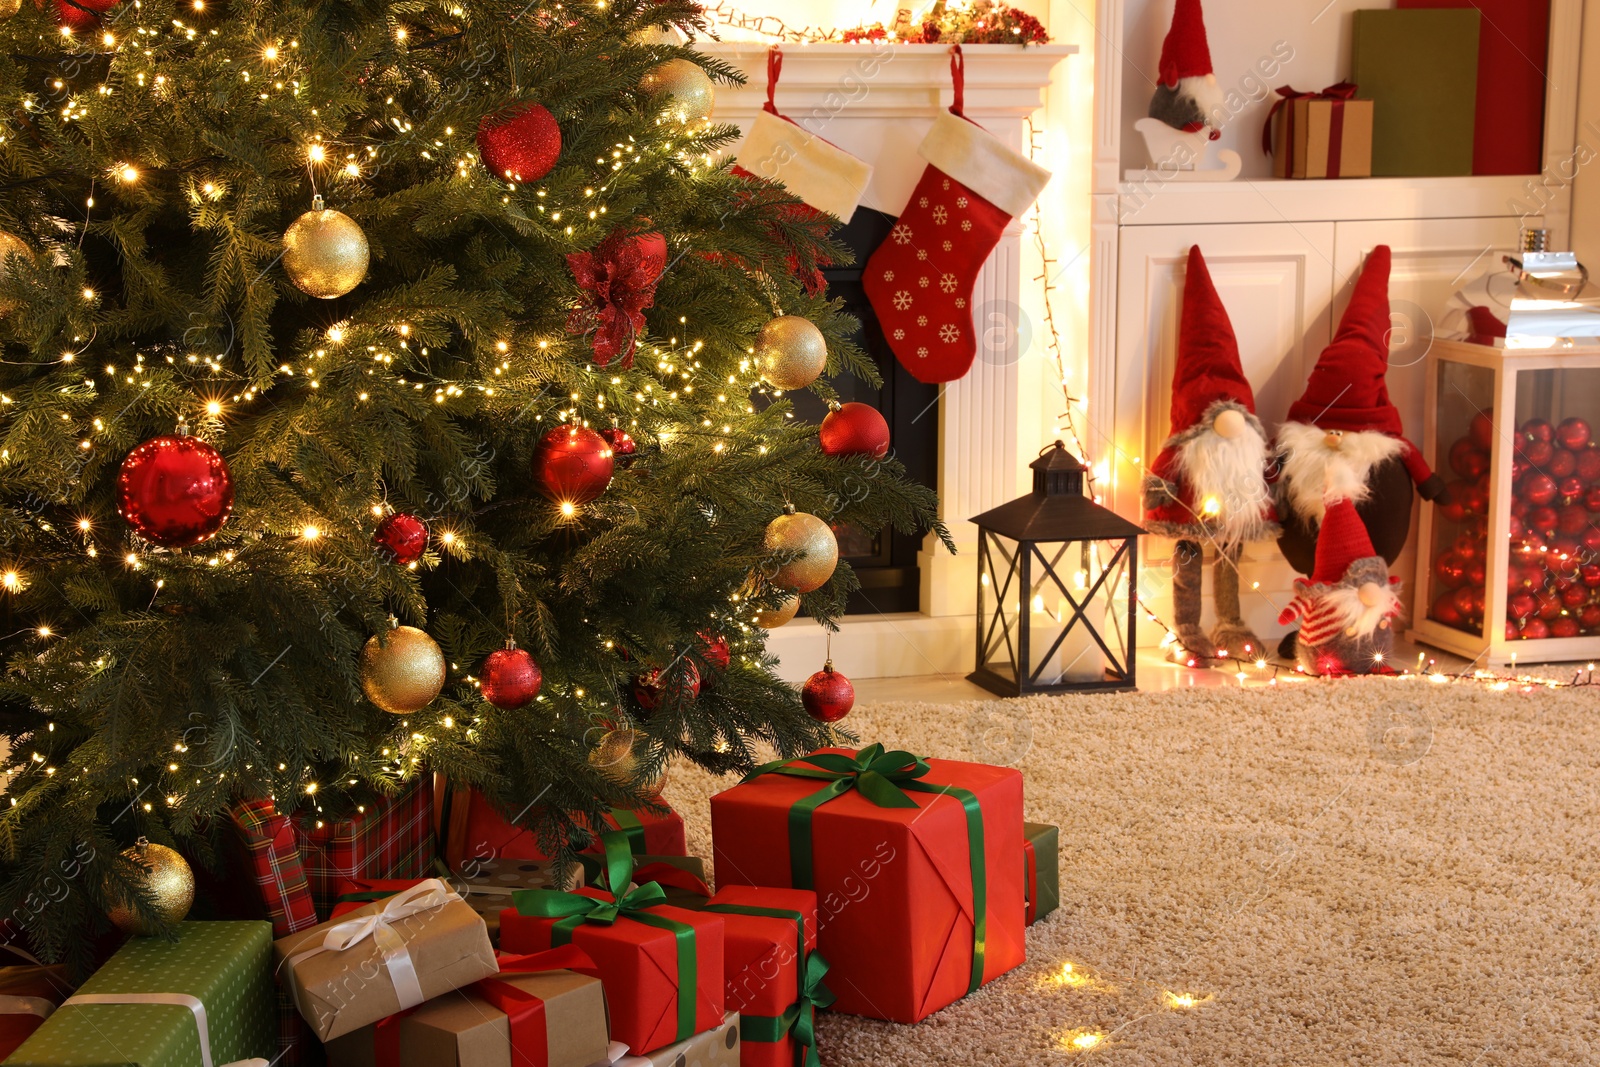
left=7, top=921, right=275, bottom=1067
left=1265, top=88, right=1375, bottom=179
left=500, top=833, right=724, bottom=1055
left=594, top=1012, right=741, bottom=1067
left=710, top=744, right=1025, bottom=1024
left=0, top=961, right=74, bottom=1061
left=274, top=879, right=498, bottom=1042
left=333, top=855, right=584, bottom=944
left=324, top=946, right=609, bottom=1067
left=1023, top=822, right=1060, bottom=926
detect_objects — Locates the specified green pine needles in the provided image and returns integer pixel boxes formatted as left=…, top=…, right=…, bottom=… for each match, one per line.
left=0, top=0, right=946, bottom=961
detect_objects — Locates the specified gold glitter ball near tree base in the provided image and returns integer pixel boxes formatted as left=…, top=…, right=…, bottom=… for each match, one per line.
left=0, top=0, right=19, bottom=19
left=640, top=59, right=715, bottom=123
left=589, top=727, right=667, bottom=795
left=106, top=839, right=195, bottom=936
left=753, top=591, right=800, bottom=629
left=763, top=510, right=838, bottom=593
left=755, top=315, right=827, bottom=391
left=283, top=199, right=370, bottom=299
left=0, top=230, right=32, bottom=315
left=361, top=624, right=447, bottom=714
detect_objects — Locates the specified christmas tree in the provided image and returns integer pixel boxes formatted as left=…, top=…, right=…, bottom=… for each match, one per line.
left=0, top=0, right=944, bottom=964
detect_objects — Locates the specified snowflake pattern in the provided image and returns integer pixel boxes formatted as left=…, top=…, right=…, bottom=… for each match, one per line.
left=939, top=323, right=960, bottom=344
left=882, top=270, right=894, bottom=282
left=916, top=249, right=929, bottom=261
left=955, top=297, right=967, bottom=309
left=943, top=240, right=953, bottom=252
left=961, top=220, right=973, bottom=232
left=918, top=197, right=929, bottom=208
left=917, top=346, right=929, bottom=358
left=957, top=196, right=969, bottom=208
left=917, top=315, right=928, bottom=327
left=891, top=223, right=914, bottom=245
left=942, top=179, right=951, bottom=190
left=939, top=273, right=958, bottom=293
left=893, top=328, right=905, bottom=340
left=892, top=290, right=913, bottom=310
left=932, top=205, right=948, bottom=225
left=918, top=276, right=930, bottom=289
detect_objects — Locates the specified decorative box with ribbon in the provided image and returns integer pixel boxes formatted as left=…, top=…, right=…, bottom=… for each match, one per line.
left=1023, top=822, right=1060, bottom=926
left=501, top=832, right=724, bottom=1055
left=332, top=854, right=583, bottom=946
left=273, top=878, right=498, bottom=1042
left=1264, top=83, right=1375, bottom=179
left=709, top=745, right=1026, bottom=1024
left=323, top=945, right=610, bottom=1067
left=0, top=953, right=74, bottom=1060
left=6, top=921, right=276, bottom=1067
left=593, top=807, right=686, bottom=858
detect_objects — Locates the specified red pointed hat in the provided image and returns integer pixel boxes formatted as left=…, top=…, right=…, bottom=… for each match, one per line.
left=1286, top=246, right=1402, bottom=435
left=1312, top=495, right=1378, bottom=584
left=1159, top=0, right=1215, bottom=87
left=1166, top=245, right=1255, bottom=437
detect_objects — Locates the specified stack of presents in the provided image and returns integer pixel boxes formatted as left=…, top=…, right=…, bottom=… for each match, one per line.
left=0, top=745, right=1060, bottom=1066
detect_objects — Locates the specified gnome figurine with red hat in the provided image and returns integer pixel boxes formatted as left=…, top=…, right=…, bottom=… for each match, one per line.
left=1148, top=0, right=1227, bottom=140
left=1144, top=247, right=1279, bottom=664
left=1275, top=246, right=1448, bottom=582
left=1277, top=465, right=1404, bottom=677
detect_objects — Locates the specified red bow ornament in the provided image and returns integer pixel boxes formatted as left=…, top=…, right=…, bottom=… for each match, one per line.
left=566, top=229, right=668, bottom=367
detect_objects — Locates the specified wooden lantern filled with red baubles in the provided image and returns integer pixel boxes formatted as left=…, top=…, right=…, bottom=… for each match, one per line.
left=1413, top=339, right=1600, bottom=666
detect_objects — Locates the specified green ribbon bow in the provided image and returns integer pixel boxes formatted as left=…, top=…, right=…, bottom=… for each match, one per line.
left=746, top=742, right=990, bottom=994
left=513, top=830, right=697, bottom=1043
left=739, top=950, right=834, bottom=1067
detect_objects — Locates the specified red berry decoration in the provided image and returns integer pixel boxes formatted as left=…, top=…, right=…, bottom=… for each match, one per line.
left=1549, top=449, right=1578, bottom=479
left=1576, top=447, right=1600, bottom=482
left=56, top=0, right=118, bottom=32
left=801, top=660, right=854, bottom=723
left=533, top=425, right=614, bottom=505
left=477, top=102, right=562, bottom=182
left=373, top=512, right=428, bottom=564
left=1557, top=417, right=1591, bottom=451
left=481, top=646, right=542, bottom=709
left=694, top=631, right=731, bottom=687
left=1551, top=617, right=1581, bottom=639
left=117, top=434, right=234, bottom=548
left=1469, top=410, right=1496, bottom=450
left=818, top=402, right=890, bottom=459
left=633, top=662, right=701, bottom=710
left=1520, top=473, right=1558, bottom=507
left=600, top=427, right=637, bottom=467
left=1433, top=550, right=1467, bottom=590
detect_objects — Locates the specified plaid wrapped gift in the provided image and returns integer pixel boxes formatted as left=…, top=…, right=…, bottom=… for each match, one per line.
left=294, top=778, right=434, bottom=918
left=228, top=797, right=320, bottom=938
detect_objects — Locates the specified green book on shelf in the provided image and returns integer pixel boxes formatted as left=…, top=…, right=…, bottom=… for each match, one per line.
left=1351, top=8, right=1481, bottom=177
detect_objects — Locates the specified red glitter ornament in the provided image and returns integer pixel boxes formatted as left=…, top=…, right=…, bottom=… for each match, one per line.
left=1550, top=617, right=1581, bottom=639
left=1433, top=550, right=1467, bottom=590
left=373, top=512, right=428, bottom=564
left=1508, top=591, right=1539, bottom=621
left=1537, top=588, right=1562, bottom=621
left=1520, top=472, right=1558, bottom=507
left=1585, top=484, right=1600, bottom=513
left=117, top=433, right=234, bottom=548
left=801, top=660, right=854, bottom=723
left=1431, top=592, right=1463, bottom=627
left=818, top=402, right=890, bottom=459
left=1520, top=617, right=1551, bottom=641
left=633, top=662, right=701, bottom=710
left=1523, top=439, right=1555, bottom=467
left=1527, top=505, right=1559, bottom=536
left=1469, top=410, right=1496, bottom=450
left=1576, top=447, right=1600, bottom=482
left=600, top=427, right=637, bottom=467
left=533, top=425, right=614, bottom=505
left=1520, top=418, right=1554, bottom=445
left=1561, top=584, right=1589, bottom=608
left=1556, top=417, right=1591, bottom=451
left=1558, top=504, right=1589, bottom=536
left=1466, top=560, right=1487, bottom=588
left=481, top=646, right=542, bottom=709
left=1580, top=603, right=1600, bottom=628
left=477, top=102, right=562, bottom=182
left=694, top=631, right=731, bottom=687
left=56, top=0, right=118, bottom=32
left=1549, top=449, right=1578, bottom=479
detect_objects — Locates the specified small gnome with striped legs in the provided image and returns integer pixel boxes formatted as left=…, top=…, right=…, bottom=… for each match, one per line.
left=1277, top=464, right=1404, bottom=677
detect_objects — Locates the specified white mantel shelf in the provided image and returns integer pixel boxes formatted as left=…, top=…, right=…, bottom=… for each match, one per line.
left=1111, top=174, right=1547, bottom=228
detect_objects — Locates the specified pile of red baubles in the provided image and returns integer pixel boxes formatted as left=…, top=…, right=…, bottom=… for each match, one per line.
left=1430, top=412, right=1600, bottom=640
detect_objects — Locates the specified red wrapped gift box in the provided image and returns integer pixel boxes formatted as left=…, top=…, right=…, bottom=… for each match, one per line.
left=295, top=778, right=435, bottom=918
left=710, top=744, right=1024, bottom=1024
left=437, top=780, right=685, bottom=873
left=228, top=797, right=321, bottom=936
left=592, top=807, right=686, bottom=857
left=500, top=833, right=723, bottom=1055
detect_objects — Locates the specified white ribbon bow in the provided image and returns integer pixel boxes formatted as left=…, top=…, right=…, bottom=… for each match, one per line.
left=0, top=994, right=55, bottom=1019
left=285, top=877, right=458, bottom=1013
left=62, top=993, right=267, bottom=1067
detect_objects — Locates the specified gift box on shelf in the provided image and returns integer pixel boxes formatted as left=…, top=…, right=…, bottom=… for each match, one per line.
left=229, top=797, right=322, bottom=937
left=295, top=778, right=435, bottom=919
left=1024, top=822, right=1060, bottom=926
left=324, top=945, right=609, bottom=1067
left=333, top=853, right=584, bottom=946
left=1264, top=84, right=1374, bottom=179
left=274, top=879, right=498, bottom=1042
left=6, top=921, right=275, bottom=1067
left=710, top=744, right=1025, bottom=1024
left=0, top=960, right=74, bottom=1060
left=597, top=1012, right=740, bottom=1067
left=501, top=833, right=724, bottom=1055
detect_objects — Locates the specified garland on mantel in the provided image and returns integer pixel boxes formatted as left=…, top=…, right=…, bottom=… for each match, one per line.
left=699, top=0, right=1050, bottom=44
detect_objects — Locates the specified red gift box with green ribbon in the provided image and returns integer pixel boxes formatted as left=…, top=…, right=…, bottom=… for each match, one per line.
left=437, top=779, right=685, bottom=873
left=500, top=832, right=724, bottom=1055
left=710, top=744, right=1025, bottom=1024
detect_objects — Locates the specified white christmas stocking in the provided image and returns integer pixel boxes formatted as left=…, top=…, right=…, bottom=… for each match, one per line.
left=863, top=48, right=1051, bottom=383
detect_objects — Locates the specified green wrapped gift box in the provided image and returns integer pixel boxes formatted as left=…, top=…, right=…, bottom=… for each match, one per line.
left=1024, top=823, right=1060, bottom=925
left=7, top=920, right=276, bottom=1067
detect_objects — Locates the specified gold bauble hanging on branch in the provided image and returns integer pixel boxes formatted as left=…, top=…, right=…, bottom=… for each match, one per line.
left=283, top=195, right=370, bottom=299
left=640, top=58, right=715, bottom=123
left=0, top=230, right=33, bottom=315
left=763, top=507, right=838, bottom=593
left=755, top=315, right=827, bottom=391
left=753, top=592, right=801, bottom=629
left=360, top=621, right=446, bottom=714
left=590, top=727, right=641, bottom=784
left=106, top=838, right=195, bottom=936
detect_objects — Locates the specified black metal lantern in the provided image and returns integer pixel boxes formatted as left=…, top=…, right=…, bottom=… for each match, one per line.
left=969, top=442, right=1145, bottom=696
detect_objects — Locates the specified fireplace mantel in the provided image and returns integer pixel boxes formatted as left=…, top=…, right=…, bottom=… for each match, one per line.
left=696, top=42, right=1076, bottom=679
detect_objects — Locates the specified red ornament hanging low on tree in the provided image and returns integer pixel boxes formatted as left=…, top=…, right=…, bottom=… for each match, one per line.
left=481, top=645, right=542, bottom=709
left=533, top=425, right=614, bottom=505
left=695, top=631, right=731, bottom=687
left=57, top=0, right=118, bottom=32
left=633, top=662, right=701, bottom=710
left=477, top=102, right=562, bottom=182
left=801, top=660, right=854, bottom=722
left=373, top=512, right=428, bottom=564
left=818, top=401, right=890, bottom=459
left=600, top=427, right=637, bottom=467
left=117, top=433, right=234, bottom=548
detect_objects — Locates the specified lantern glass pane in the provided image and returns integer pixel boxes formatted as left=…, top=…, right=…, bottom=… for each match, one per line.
left=978, top=532, right=1023, bottom=684
left=1428, top=359, right=1495, bottom=637
left=1026, top=539, right=1134, bottom=686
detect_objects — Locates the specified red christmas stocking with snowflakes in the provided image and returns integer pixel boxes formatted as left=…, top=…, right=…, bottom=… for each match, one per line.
left=863, top=47, right=1052, bottom=383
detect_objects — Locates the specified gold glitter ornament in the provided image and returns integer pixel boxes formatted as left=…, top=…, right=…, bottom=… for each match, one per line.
left=106, top=838, right=195, bottom=936
left=0, top=0, right=21, bottom=17
left=0, top=231, right=33, bottom=315
left=361, top=621, right=446, bottom=714
left=753, top=591, right=801, bottom=629
left=755, top=315, right=827, bottom=391
left=640, top=59, right=715, bottom=123
left=283, top=195, right=370, bottom=299
left=763, top=507, right=838, bottom=593
left=590, top=727, right=641, bottom=784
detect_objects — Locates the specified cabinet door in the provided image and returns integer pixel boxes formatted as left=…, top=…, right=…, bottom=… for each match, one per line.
left=1113, top=222, right=1336, bottom=645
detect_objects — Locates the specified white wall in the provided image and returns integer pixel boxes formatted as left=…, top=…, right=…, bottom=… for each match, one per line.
left=1572, top=0, right=1600, bottom=262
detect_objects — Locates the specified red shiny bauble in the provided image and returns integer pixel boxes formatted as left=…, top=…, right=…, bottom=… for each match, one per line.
left=373, top=512, right=428, bottom=564
left=1511, top=497, right=1531, bottom=521
left=1559, top=475, right=1586, bottom=502
left=1551, top=617, right=1581, bottom=639
left=1469, top=410, right=1496, bottom=450
left=1510, top=458, right=1529, bottom=482
left=481, top=647, right=542, bottom=709
left=1557, top=417, right=1592, bottom=451
left=1447, top=438, right=1485, bottom=478
left=1507, top=514, right=1526, bottom=541
left=1537, top=589, right=1562, bottom=621
left=1549, top=449, right=1578, bottom=479
left=1433, top=550, right=1468, bottom=589
left=1452, top=585, right=1479, bottom=619
left=1437, top=481, right=1469, bottom=523
left=1521, top=617, right=1551, bottom=641
left=1461, top=483, right=1489, bottom=518
left=1528, top=505, right=1559, bottom=536
left=819, top=402, right=891, bottom=459
left=633, top=662, right=701, bottom=710
left=1520, top=473, right=1559, bottom=506
left=1561, top=583, right=1589, bottom=608
left=600, top=428, right=637, bottom=467
left=1576, top=447, right=1600, bottom=482
left=800, top=662, right=855, bottom=723
left=1523, top=439, right=1555, bottom=467
left=1583, top=527, right=1600, bottom=554
left=477, top=102, right=562, bottom=182
left=1585, top=484, right=1600, bottom=513
left=533, top=425, right=614, bottom=504
left=1431, top=592, right=1464, bottom=627
left=695, top=631, right=731, bottom=687
left=1508, top=564, right=1535, bottom=594
left=1452, top=534, right=1483, bottom=562
left=56, top=0, right=117, bottom=31
left=1520, top=418, right=1555, bottom=445
left=1508, top=591, right=1539, bottom=621
left=1505, top=620, right=1521, bottom=641
left=1580, top=603, right=1600, bottom=628
left=1558, top=504, right=1589, bottom=536
left=117, top=434, right=234, bottom=548
left=1466, top=561, right=1487, bottom=588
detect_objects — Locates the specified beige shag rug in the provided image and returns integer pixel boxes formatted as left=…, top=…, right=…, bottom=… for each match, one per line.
left=664, top=679, right=1600, bottom=1065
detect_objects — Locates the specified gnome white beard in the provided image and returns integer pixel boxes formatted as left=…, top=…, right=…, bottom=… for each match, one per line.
left=1277, top=423, right=1403, bottom=524
left=1178, top=74, right=1227, bottom=133
left=1322, top=579, right=1403, bottom=639
left=1174, top=420, right=1273, bottom=548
